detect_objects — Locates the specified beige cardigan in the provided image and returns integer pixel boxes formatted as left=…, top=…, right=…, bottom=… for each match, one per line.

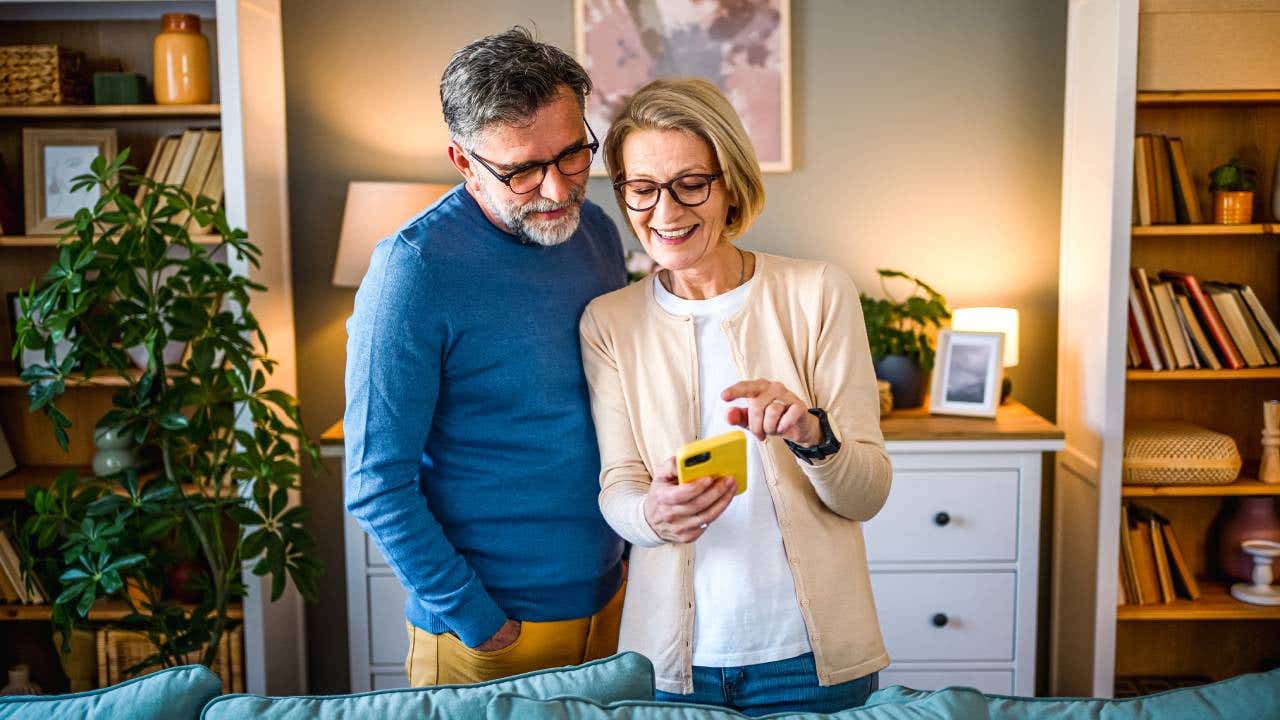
left=579, top=252, right=893, bottom=694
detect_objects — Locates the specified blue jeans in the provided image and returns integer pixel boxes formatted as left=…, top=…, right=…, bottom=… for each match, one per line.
left=654, top=653, right=879, bottom=716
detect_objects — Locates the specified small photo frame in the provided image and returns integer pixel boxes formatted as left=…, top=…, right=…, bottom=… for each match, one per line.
left=7, top=290, right=75, bottom=372
left=22, top=127, right=117, bottom=235
left=929, top=330, right=1005, bottom=418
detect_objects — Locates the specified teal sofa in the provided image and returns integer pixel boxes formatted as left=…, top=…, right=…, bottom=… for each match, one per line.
left=0, top=653, right=1276, bottom=720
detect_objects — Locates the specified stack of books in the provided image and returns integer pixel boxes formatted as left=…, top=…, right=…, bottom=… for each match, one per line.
left=0, top=525, right=45, bottom=605
left=1133, top=134, right=1202, bottom=226
left=134, top=128, right=224, bottom=228
left=1117, top=502, right=1200, bottom=606
left=1127, top=268, right=1280, bottom=371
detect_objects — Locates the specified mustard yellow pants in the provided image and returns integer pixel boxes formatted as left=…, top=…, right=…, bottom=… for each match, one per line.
left=404, top=579, right=625, bottom=686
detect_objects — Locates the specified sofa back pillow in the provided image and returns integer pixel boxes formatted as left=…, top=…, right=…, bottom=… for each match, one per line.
left=200, top=651, right=654, bottom=720
left=0, top=665, right=222, bottom=720
left=865, top=667, right=1280, bottom=720
left=484, top=687, right=992, bottom=719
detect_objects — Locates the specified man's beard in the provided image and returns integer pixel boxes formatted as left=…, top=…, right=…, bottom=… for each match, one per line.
left=477, top=180, right=586, bottom=247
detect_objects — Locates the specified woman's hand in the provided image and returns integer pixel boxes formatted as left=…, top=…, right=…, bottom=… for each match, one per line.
left=722, top=380, right=820, bottom=445
left=643, top=456, right=738, bottom=543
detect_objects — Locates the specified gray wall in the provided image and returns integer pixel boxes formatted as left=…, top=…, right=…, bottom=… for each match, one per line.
left=281, top=0, right=1067, bottom=694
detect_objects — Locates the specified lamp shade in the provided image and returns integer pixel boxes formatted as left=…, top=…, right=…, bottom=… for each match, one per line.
left=951, top=307, right=1019, bottom=367
left=332, top=181, right=452, bottom=287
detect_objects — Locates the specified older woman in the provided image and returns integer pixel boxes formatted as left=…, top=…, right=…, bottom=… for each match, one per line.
left=578, top=78, right=893, bottom=716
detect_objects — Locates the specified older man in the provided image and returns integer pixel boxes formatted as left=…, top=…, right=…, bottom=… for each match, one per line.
left=343, top=27, right=626, bottom=686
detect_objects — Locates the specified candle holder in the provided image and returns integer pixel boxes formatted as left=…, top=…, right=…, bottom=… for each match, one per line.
left=1230, top=539, right=1280, bottom=606
left=1261, top=400, right=1280, bottom=484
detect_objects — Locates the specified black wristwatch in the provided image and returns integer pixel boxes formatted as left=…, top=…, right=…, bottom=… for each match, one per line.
left=785, top=408, right=841, bottom=465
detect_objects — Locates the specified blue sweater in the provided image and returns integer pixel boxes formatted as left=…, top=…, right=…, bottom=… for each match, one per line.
left=343, top=184, right=626, bottom=647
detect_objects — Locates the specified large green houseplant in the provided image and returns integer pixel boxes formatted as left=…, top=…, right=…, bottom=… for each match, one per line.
left=859, top=269, right=950, bottom=409
left=11, top=149, right=320, bottom=674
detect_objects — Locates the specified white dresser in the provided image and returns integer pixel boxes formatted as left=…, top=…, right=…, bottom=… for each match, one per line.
left=326, top=402, right=1063, bottom=694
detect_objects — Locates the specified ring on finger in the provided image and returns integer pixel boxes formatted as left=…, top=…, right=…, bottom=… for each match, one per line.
left=695, top=513, right=708, bottom=530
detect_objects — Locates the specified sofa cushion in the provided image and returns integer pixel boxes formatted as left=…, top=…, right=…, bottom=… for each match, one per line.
left=0, top=664, right=222, bottom=720
left=865, top=667, right=1280, bottom=720
left=200, top=651, right=654, bottom=720
left=484, top=687, right=991, bottom=719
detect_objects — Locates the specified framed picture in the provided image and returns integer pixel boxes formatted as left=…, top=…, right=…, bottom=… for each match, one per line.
left=575, top=0, right=792, bottom=173
left=22, top=127, right=117, bottom=235
left=929, top=330, right=1005, bottom=418
left=7, top=290, right=75, bottom=372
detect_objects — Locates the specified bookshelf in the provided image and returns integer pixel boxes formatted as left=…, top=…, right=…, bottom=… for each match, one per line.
left=1052, top=0, right=1280, bottom=698
left=0, top=0, right=301, bottom=696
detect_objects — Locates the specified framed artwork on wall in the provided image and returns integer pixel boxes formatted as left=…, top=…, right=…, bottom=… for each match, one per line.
left=22, top=127, right=117, bottom=236
left=929, top=330, right=1005, bottom=418
left=575, top=0, right=792, bottom=173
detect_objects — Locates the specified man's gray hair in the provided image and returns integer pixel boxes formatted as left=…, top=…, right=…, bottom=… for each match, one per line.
left=441, top=27, right=591, bottom=148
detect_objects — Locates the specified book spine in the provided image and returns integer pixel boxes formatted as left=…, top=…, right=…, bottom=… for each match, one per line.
left=1169, top=273, right=1245, bottom=370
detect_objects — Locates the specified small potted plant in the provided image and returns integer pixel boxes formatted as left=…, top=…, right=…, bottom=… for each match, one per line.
left=860, top=269, right=950, bottom=409
left=1209, top=158, right=1256, bottom=224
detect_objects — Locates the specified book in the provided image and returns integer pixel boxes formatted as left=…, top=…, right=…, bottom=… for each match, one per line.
left=1134, top=136, right=1153, bottom=226
left=1160, top=519, right=1201, bottom=600
left=1170, top=295, right=1201, bottom=369
left=1151, top=135, right=1177, bottom=224
left=198, top=144, right=224, bottom=211
left=1207, top=284, right=1267, bottom=367
left=1133, top=268, right=1175, bottom=368
left=1230, top=286, right=1277, bottom=365
left=0, top=549, right=17, bottom=603
left=1119, top=503, right=1143, bottom=605
left=1128, top=281, right=1162, bottom=370
left=1159, top=271, right=1245, bottom=370
left=1235, top=284, right=1280, bottom=359
left=0, top=426, right=14, bottom=478
left=173, top=130, right=221, bottom=227
left=1141, top=135, right=1160, bottom=224
left=163, top=129, right=202, bottom=187
left=1175, top=291, right=1222, bottom=370
left=1118, top=563, right=1128, bottom=606
left=1151, top=282, right=1194, bottom=368
left=1167, top=137, right=1203, bottom=224
left=1127, top=329, right=1140, bottom=367
left=1128, top=510, right=1161, bottom=605
left=1149, top=517, right=1175, bottom=603
left=136, top=136, right=179, bottom=206
left=0, top=530, right=28, bottom=604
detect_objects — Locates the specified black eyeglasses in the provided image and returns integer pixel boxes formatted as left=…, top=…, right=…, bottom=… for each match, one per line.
left=468, top=122, right=599, bottom=195
left=612, top=173, right=723, bottom=212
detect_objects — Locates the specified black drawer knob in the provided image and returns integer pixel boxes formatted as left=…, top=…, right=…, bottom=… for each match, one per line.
left=933, top=512, right=951, bottom=527
left=932, top=613, right=949, bottom=628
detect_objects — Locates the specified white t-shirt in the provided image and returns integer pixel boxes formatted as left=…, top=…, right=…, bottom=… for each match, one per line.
left=652, top=273, right=812, bottom=668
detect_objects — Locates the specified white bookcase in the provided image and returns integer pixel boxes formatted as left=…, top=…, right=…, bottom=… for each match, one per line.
left=0, top=0, right=302, bottom=695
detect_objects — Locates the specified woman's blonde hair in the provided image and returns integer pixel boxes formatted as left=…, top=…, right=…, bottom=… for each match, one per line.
left=603, top=78, right=765, bottom=242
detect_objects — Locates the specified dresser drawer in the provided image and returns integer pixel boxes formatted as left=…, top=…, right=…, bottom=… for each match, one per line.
left=368, top=574, right=409, bottom=665
left=863, top=469, right=1019, bottom=563
left=879, top=669, right=1013, bottom=695
left=871, top=572, right=1016, bottom=662
left=366, top=534, right=389, bottom=568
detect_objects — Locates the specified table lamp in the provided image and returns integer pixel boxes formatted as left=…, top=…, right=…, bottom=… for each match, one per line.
left=332, top=181, right=452, bottom=287
left=951, top=307, right=1019, bottom=403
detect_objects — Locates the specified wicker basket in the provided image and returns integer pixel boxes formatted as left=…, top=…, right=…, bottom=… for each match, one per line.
left=96, top=624, right=243, bottom=692
left=0, top=45, right=90, bottom=106
left=1122, top=421, right=1241, bottom=485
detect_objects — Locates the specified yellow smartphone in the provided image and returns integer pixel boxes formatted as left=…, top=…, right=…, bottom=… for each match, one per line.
left=676, top=430, right=747, bottom=495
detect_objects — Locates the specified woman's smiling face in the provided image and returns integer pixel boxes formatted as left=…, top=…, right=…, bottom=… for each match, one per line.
left=619, top=129, right=729, bottom=271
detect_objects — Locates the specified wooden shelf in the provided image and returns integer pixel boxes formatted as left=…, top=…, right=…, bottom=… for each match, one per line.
left=1132, top=224, right=1271, bottom=237
left=1122, top=480, right=1280, bottom=497
left=1137, top=90, right=1280, bottom=106
left=0, top=600, right=243, bottom=622
left=1117, top=580, right=1280, bottom=621
left=0, top=104, right=220, bottom=119
left=1, top=235, right=222, bottom=247
left=1126, top=368, right=1280, bottom=381
left=0, top=466, right=91, bottom=500
left=0, top=368, right=137, bottom=388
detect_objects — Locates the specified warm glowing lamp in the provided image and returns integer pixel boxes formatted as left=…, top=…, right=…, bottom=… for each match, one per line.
left=332, top=181, right=452, bottom=287
left=951, top=307, right=1019, bottom=402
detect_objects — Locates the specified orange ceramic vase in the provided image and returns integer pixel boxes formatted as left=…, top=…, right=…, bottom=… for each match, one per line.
left=153, top=13, right=211, bottom=105
left=1213, top=190, right=1254, bottom=224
